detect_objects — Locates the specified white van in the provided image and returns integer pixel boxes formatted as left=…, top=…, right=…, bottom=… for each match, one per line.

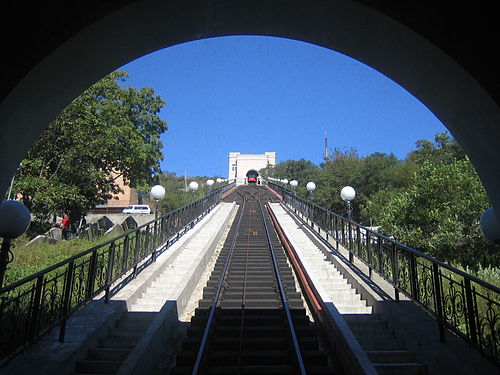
left=122, top=205, right=151, bottom=214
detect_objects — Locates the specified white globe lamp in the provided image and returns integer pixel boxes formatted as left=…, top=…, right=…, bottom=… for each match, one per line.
left=0, top=200, right=31, bottom=287
left=189, top=181, right=199, bottom=191
left=306, top=182, right=316, bottom=192
left=340, top=186, right=356, bottom=202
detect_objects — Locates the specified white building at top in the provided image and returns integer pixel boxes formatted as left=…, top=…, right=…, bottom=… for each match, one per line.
left=228, top=152, right=276, bottom=185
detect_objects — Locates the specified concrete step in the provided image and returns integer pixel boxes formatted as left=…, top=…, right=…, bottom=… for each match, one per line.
left=366, top=350, right=416, bottom=364
left=108, top=327, right=144, bottom=339
left=357, top=338, right=405, bottom=351
left=335, top=306, right=372, bottom=314
left=75, top=359, right=122, bottom=374
left=87, top=348, right=131, bottom=361
left=99, top=337, right=138, bottom=349
left=374, top=362, right=428, bottom=375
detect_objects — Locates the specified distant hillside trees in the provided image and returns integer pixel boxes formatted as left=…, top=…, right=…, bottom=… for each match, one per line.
left=267, top=132, right=498, bottom=269
left=12, top=71, right=167, bottom=231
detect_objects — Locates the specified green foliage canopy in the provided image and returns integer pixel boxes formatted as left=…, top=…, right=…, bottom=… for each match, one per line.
left=13, top=71, right=167, bottom=222
left=377, top=158, right=497, bottom=268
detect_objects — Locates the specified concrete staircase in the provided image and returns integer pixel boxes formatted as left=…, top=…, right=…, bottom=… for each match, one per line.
left=269, top=203, right=371, bottom=315
left=343, top=314, right=427, bottom=375
left=74, top=312, right=155, bottom=374
left=72, top=203, right=236, bottom=374
left=269, top=203, right=428, bottom=375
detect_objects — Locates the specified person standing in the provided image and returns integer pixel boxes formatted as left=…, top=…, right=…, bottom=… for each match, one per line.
left=60, top=214, right=71, bottom=240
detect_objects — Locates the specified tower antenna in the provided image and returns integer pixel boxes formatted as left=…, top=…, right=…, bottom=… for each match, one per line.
left=324, top=131, right=330, bottom=161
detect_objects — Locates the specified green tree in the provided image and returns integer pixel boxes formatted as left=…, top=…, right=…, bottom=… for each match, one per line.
left=377, top=158, right=498, bottom=268
left=13, top=71, right=167, bottom=228
left=316, top=148, right=364, bottom=218
left=407, top=131, right=465, bottom=166
left=260, top=159, right=320, bottom=198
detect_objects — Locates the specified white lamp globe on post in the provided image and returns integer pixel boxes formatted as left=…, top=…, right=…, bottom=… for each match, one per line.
left=206, top=179, right=215, bottom=194
left=150, top=185, right=166, bottom=219
left=0, top=200, right=31, bottom=287
left=189, top=181, right=199, bottom=202
left=340, top=186, right=356, bottom=221
left=282, top=179, right=288, bottom=185
left=306, top=181, right=316, bottom=200
left=289, top=180, right=298, bottom=194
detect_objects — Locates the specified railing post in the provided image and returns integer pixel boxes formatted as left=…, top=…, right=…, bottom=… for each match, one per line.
left=432, top=263, right=446, bottom=342
left=122, top=235, right=130, bottom=271
left=152, top=222, right=158, bottom=263
left=377, top=237, right=383, bottom=275
left=367, top=231, right=372, bottom=279
left=356, top=226, right=361, bottom=258
left=133, top=230, right=141, bottom=277
left=334, top=216, right=339, bottom=251
left=409, top=253, right=419, bottom=302
left=87, top=252, right=98, bottom=300
left=392, top=243, right=399, bottom=302
left=27, top=275, right=44, bottom=342
left=59, top=261, right=75, bottom=342
left=348, top=222, right=353, bottom=263
left=104, top=242, right=115, bottom=303
left=144, top=225, right=151, bottom=258
left=464, top=278, right=478, bottom=345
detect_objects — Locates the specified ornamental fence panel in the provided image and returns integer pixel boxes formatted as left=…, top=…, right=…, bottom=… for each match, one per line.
left=0, top=182, right=234, bottom=364
left=269, top=182, right=499, bottom=363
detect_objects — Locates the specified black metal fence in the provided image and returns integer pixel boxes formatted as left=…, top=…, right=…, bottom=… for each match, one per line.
left=0, top=183, right=234, bottom=363
left=269, top=182, right=499, bottom=363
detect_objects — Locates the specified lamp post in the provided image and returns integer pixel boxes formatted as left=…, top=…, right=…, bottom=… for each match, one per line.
left=150, top=185, right=166, bottom=219
left=189, top=181, right=199, bottom=202
left=282, top=179, right=288, bottom=186
left=306, top=181, right=316, bottom=200
left=206, top=179, right=214, bottom=194
left=0, top=200, right=31, bottom=287
left=341, top=186, right=356, bottom=221
left=290, top=180, right=298, bottom=195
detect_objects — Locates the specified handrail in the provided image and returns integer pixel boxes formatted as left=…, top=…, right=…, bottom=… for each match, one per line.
left=268, top=182, right=499, bottom=363
left=0, top=182, right=234, bottom=363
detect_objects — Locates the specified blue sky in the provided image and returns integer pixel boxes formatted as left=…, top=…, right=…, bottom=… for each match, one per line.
left=120, top=36, right=447, bottom=178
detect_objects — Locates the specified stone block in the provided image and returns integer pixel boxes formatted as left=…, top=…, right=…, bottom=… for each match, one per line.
left=46, top=227, right=62, bottom=241
left=105, top=224, right=124, bottom=237
left=25, top=235, right=58, bottom=247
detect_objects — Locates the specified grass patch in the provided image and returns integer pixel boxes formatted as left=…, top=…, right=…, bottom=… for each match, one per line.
left=4, top=235, right=114, bottom=286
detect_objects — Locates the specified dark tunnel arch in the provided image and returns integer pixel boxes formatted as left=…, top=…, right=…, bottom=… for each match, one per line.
left=0, top=1, right=499, bottom=222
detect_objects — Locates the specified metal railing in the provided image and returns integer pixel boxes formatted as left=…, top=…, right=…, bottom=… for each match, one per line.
left=269, top=182, right=499, bottom=363
left=0, top=182, right=234, bottom=363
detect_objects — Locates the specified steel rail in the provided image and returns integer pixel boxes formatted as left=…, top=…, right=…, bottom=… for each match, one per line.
left=191, top=189, right=247, bottom=375
left=257, top=188, right=307, bottom=375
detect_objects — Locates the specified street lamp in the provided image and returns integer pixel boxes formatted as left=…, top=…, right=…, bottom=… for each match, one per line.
left=290, top=180, right=298, bottom=194
left=282, top=179, right=288, bottom=186
left=150, top=185, right=166, bottom=219
left=306, top=181, right=316, bottom=200
left=206, top=179, right=214, bottom=194
left=189, top=181, right=199, bottom=202
left=0, top=200, right=31, bottom=287
left=341, top=186, right=356, bottom=221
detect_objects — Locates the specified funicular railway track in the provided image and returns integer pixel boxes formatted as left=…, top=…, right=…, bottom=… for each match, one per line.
left=169, top=186, right=336, bottom=375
